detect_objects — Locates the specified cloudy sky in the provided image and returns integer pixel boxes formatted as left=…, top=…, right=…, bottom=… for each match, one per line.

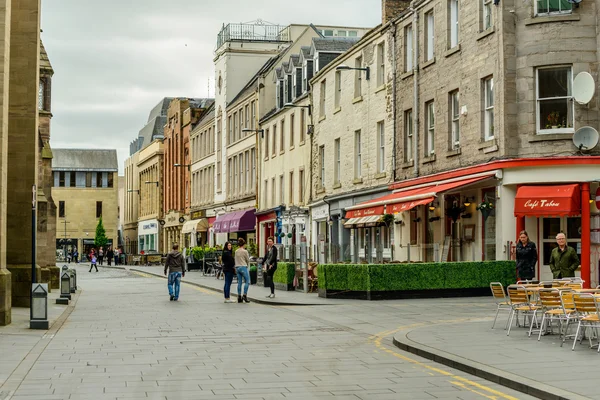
left=41, top=1, right=381, bottom=174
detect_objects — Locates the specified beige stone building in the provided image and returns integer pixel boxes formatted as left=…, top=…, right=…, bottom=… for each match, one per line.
left=51, top=150, right=119, bottom=260
left=137, top=140, right=163, bottom=253
left=123, top=152, right=140, bottom=256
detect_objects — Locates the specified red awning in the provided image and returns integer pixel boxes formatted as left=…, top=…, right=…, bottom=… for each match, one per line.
left=345, top=205, right=385, bottom=219
left=345, top=174, right=494, bottom=218
left=514, top=184, right=581, bottom=217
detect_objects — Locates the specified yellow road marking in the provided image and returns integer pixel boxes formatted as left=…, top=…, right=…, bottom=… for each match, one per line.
left=370, top=322, right=519, bottom=400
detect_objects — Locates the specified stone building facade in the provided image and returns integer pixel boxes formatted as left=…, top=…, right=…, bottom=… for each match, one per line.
left=137, top=140, right=163, bottom=253
left=123, top=152, right=139, bottom=256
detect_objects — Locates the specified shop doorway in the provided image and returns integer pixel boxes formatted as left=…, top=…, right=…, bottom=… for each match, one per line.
left=540, top=216, right=582, bottom=268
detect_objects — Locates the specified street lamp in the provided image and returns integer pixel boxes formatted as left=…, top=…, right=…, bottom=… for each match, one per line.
left=336, top=64, right=370, bottom=80
left=283, top=103, right=312, bottom=117
left=127, top=189, right=140, bottom=193
left=242, top=128, right=265, bottom=138
left=145, top=181, right=159, bottom=187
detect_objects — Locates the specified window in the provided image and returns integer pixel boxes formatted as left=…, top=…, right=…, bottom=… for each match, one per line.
left=38, top=80, right=45, bottom=110
left=299, top=168, right=305, bottom=203
left=227, top=116, right=232, bottom=144
left=233, top=113, right=238, bottom=142
left=535, top=0, right=572, bottom=16
left=107, top=172, right=114, bottom=188
left=337, top=30, right=347, bottom=37
left=483, top=77, right=494, bottom=140
left=405, top=25, right=413, bottom=72
left=272, top=124, right=277, bottom=156
left=405, top=110, right=413, bottom=162
left=263, top=179, right=268, bottom=207
left=334, top=138, right=341, bottom=184
left=289, top=171, right=294, bottom=205
left=290, top=113, right=295, bottom=148
left=354, top=56, right=362, bottom=98
left=238, top=111, right=243, bottom=140
left=271, top=177, right=276, bottom=206
left=349, top=31, right=358, bottom=37
left=355, top=130, right=362, bottom=179
left=319, top=146, right=325, bottom=188
left=425, top=11, right=435, bottom=61
left=245, top=151, right=250, bottom=193
left=450, top=91, right=460, bottom=149
left=251, top=148, right=256, bottom=192
left=319, top=80, right=326, bottom=117
left=426, top=101, right=435, bottom=156
left=264, top=128, right=270, bottom=157
left=279, top=175, right=284, bottom=204
left=85, top=172, right=92, bottom=188
left=276, top=80, right=281, bottom=109
left=449, top=0, right=459, bottom=49
left=251, top=101, right=256, bottom=130
left=233, top=155, right=238, bottom=195
left=334, top=71, right=341, bottom=109
left=377, top=121, right=385, bottom=173
left=300, top=109, right=306, bottom=143
left=377, top=42, right=385, bottom=87
left=217, top=118, right=222, bottom=191
left=96, top=201, right=102, bottom=218
left=69, top=171, right=76, bottom=187
left=244, top=105, right=249, bottom=130
left=59, top=201, right=65, bottom=218
left=537, top=67, right=573, bottom=133
left=323, top=29, right=334, bottom=36
left=227, top=158, right=232, bottom=195
left=482, top=0, right=492, bottom=30
left=280, top=118, right=285, bottom=152
left=302, top=64, right=307, bottom=93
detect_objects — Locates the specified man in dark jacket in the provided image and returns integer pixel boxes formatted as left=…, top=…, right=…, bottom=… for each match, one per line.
left=265, top=237, right=278, bottom=299
left=549, top=233, right=580, bottom=279
left=164, top=243, right=185, bottom=301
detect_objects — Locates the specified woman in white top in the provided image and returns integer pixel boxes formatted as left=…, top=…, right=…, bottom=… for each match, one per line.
left=234, top=238, right=251, bottom=303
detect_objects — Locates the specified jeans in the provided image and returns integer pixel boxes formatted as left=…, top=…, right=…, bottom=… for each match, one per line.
left=236, top=266, right=250, bottom=296
left=168, top=272, right=182, bottom=299
left=223, top=271, right=234, bottom=299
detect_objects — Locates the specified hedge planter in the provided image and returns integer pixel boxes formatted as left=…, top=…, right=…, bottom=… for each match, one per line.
left=272, top=262, right=296, bottom=291
left=319, top=261, right=516, bottom=300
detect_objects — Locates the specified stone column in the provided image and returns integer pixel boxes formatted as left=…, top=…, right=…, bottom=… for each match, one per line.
left=0, top=0, right=12, bottom=325
left=6, top=0, right=41, bottom=308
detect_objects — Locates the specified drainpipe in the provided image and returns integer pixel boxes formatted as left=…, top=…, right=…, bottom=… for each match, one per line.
left=391, top=23, right=398, bottom=183
left=412, top=1, right=420, bottom=177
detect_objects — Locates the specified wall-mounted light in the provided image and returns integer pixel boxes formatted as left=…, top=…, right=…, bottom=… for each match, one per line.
left=336, top=64, right=370, bottom=80
left=463, top=196, right=474, bottom=207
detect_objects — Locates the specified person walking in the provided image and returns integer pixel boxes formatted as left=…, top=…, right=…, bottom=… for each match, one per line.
left=98, top=247, right=104, bottom=266
left=89, top=254, right=98, bottom=272
left=73, top=248, right=79, bottom=264
left=549, top=232, right=580, bottom=279
left=515, top=230, right=537, bottom=281
left=107, top=247, right=114, bottom=267
left=164, top=243, right=185, bottom=301
left=264, top=236, right=278, bottom=299
left=235, top=238, right=251, bottom=303
left=114, top=248, right=120, bottom=266
left=222, top=241, right=236, bottom=303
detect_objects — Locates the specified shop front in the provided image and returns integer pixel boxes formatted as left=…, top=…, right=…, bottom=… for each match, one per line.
left=162, top=210, right=185, bottom=254
left=279, top=206, right=309, bottom=262
left=310, top=202, right=329, bottom=263
left=213, top=208, right=256, bottom=247
left=181, top=210, right=208, bottom=248
left=256, top=208, right=281, bottom=256
left=138, top=219, right=160, bottom=254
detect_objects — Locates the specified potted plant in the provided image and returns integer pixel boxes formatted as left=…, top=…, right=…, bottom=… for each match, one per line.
left=546, top=111, right=561, bottom=129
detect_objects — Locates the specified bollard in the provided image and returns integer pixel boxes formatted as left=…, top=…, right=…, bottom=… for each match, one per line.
left=68, top=269, right=75, bottom=293
left=30, top=283, right=49, bottom=329
left=57, top=271, right=71, bottom=303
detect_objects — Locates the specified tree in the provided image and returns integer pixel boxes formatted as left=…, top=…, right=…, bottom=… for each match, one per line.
left=94, top=217, right=108, bottom=248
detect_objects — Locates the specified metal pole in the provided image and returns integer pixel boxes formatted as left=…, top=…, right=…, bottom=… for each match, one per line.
left=31, top=185, right=36, bottom=318
left=300, top=235, right=308, bottom=294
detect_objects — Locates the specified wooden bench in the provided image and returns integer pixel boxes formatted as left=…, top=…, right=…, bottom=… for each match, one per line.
left=132, top=256, right=141, bottom=265
left=147, top=255, right=162, bottom=266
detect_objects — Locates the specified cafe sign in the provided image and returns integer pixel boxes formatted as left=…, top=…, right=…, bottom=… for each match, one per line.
left=345, top=206, right=384, bottom=219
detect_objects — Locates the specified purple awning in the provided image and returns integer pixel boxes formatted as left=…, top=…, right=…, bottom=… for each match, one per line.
left=213, top=209, right=256, bottom=233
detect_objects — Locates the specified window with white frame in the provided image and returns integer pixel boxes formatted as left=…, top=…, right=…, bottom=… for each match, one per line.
left=355, top=130, right=362, bottom=179
left=405, top=25, right=413, bottom=72
left=320, top=80, right=326, bottom=117
left=334, top=138, right=341, bottom=184
left=425, top=11, right=434, bottom=61
left=279, top=175, right=284, bottom=204
left=302, top=63, right=307, bottom=92
left=377, top=121, right=385, bottom=173
left=377, top=42, right=385, bottom=86
left=537, top=66, right=573, bottom=133
left=354, top=56, right=363, bottom=98
left=263, top=179, right=268, bottom=208
left=319, top=146, right=325, bottom=188
left=482, top=0, right=492, bottom=30
left=405, top=109, right=413, bottom=162
left=450, top=91, right=460, bottom=149
left=535, top=0, right=572, bottom=16
left=426, top=101, right=435, bottom=156
left=250, top=148, right=256, bottom=191
left=251, top=101, right=256, bottom=129
left=300, top=109, right=306, bottom=143
left=334, top=71, right=341, bottom=109
left=264, top=128, right=269, bottom=157
left=483, top=77, right=494, bottom=140
left=280, top=118, right=285, bottom=153
left=299, top=168, right=305, bottom=203
left=449, top=0, right=459, bottom=49
left=271, top=177, right=276, bottom=206
left=290, top=113, right=295, bottom=148
left=244, top=105, right=249, bottom=129
left=272, top=124, right=277, bottom=156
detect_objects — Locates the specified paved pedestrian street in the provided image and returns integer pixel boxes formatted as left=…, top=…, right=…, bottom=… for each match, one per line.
left=0, top=267, right=533, bottom=400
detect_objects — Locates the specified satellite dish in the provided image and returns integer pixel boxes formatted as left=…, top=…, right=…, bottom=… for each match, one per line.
left=567, top=0, right=582, bottom=4
left=573, top=72, right=595, bottom=105
left=573, top=126, right=599, bottom=151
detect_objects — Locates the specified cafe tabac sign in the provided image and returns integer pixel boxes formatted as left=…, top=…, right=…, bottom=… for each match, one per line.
left=163, top=210, right=183, bottom=228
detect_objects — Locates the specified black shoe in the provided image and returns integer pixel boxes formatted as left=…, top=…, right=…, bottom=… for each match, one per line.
left=243, top=295, right=250, bottom=303
left=170, top=295, right=174, bottom=301
left=238, top=296, right=243, bottom=303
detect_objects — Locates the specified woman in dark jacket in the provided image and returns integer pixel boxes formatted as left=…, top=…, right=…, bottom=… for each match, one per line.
left=516, top=230, right=537, bottom=281
left=221, top=241, right=236, bottom=303
left=264, top=236, right=278, bottom=299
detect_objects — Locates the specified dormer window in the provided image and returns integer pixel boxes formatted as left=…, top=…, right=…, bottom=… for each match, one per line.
left=278, top=79, right=284, bottom=108
left=302, top=64, right=307, bottom=92
left=286, top=74, right=293, bottom=103
left=38, top=77, right=50, bottom=112
left=38, top=81, right=44, bottom=110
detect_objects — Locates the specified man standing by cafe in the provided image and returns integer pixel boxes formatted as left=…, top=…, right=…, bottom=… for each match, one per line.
left=549, top=232, right=580, bottom=279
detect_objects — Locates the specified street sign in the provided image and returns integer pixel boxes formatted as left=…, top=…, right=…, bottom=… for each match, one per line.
left=596, top=187, right=600, bottom=210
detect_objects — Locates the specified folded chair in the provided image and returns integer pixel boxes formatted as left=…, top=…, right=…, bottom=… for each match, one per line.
left=507, top=284, right=541, bottom=336
left=537, top=288, right=575, bottom=342
left=572, top=293, right=600, bottom=352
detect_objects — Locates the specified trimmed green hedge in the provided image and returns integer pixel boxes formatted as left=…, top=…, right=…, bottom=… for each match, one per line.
left=273, top=262, right=295, bottom=285
left=320, top=261, right=515, bottom=292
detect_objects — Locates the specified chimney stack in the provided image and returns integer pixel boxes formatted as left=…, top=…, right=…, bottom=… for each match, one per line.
left=382, top=0, right=411, bottom=24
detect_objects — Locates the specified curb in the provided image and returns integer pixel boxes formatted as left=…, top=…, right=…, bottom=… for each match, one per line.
left=392, top=333, right=588, bottom=400
left=130, top=269, right=331, bottom=307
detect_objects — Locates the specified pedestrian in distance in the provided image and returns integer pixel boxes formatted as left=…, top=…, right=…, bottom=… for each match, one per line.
left=89, top=254, right=98, bottom=272
left=235, top=238, right=251, bottom=303
left=107, top=247, right=114, bottom=266
left=164, top=243, right=185, bottom=301
left=549, top=232, right=580, bottom=279
left=515, top=230, right=537, bottom=281
left=264, top=236, right=278, bottom=299
left=98, top=247, right=104, bottom=266
left=114, top=248, right=120, bottom=266
left=73, top=248, right=79, bottom=263
left=222, top=241, right=236, bottom=303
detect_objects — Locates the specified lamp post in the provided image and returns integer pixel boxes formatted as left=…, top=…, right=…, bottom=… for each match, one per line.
left=336, top=64, right=371, bottom=80
left=30, top=283, right=48, bottom=329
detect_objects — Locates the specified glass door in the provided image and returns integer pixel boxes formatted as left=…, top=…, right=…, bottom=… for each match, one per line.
left=541, top=216, right=581, bottom=267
